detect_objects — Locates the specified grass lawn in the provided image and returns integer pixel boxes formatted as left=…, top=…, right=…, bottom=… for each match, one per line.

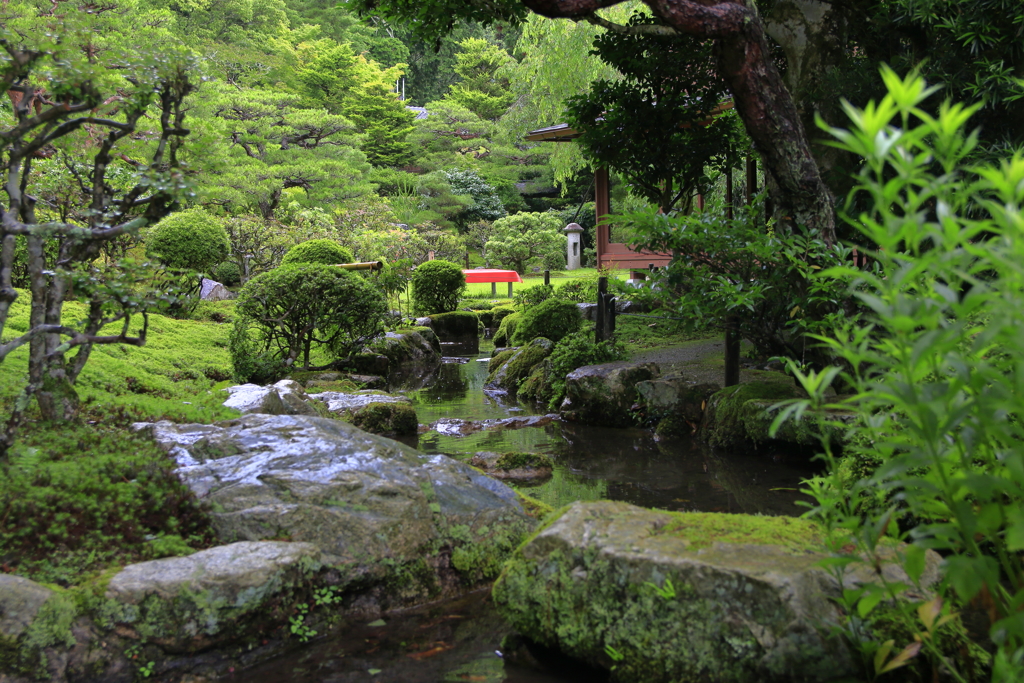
left=461, top=267, right=629, bottom=299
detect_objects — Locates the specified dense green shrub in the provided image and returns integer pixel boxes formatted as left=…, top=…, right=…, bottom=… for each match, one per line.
left=492, top=311, right=521, bottom=347
left=779, top=70, right=1024, bottom=679
left=513, top=283, right=553, bottom=307
left=512, top=298, right=583, bottom=345
left=0, top=424, right=215, bottom=582
left=544, top=330, right=627, bottom=408
left=411, top=259, right=466, bottom=315
left=146, top=208, right=230, bottom=274
left=428, top=311, right=479, bottom=338
left=280, top=239, right=354, bottom=267
left=485, top=212, right=565, bottom=273
left=231, top=263, right=388, bottom=378
left=214, top=260, right=241, bottom=286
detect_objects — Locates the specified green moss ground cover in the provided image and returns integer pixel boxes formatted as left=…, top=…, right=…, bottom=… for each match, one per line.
left=0, top=292, right=238, bottom=583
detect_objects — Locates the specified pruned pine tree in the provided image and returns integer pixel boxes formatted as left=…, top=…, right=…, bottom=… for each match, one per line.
left=0, top=23, right=199, bottom=458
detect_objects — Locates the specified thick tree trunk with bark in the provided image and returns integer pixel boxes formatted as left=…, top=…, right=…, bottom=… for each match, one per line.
left=523, top=0, right=837, bottom=243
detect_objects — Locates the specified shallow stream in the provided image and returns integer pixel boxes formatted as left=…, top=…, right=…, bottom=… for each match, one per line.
left=249, top=342, right=819, bottom=682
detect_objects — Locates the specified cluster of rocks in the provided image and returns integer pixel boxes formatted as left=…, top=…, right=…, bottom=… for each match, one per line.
left=2, top=401, right=534, bottom=682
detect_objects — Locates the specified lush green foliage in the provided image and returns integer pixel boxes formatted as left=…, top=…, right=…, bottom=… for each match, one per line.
left=541, top=329, right=627, bottom=408
left=485, top=212, right=566, bottom=273
left=214, top=261, right=242, bottom=286
left=281, top=239, right=355, bottom=266
left=410, top=260, right=466, bottom=315
left=780, top=69, right=1024, bottom=680
left=566, top=12, right=745, bottom=211
left=146, top=208, right=231, bottom=273
left=492, top=311, right=521, bottom=347
left=513, top=283, right=553, bottom=307
left=232, top=264, right=388, bottom=375
left=0, top=425, right=215, bottom=582
left=512, top=298, right=582, bottom=345
left=621, top=203, right=853, bottom=363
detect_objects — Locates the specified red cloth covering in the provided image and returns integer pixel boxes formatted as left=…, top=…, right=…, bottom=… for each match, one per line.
left=461, top=269, right=523, bottom=283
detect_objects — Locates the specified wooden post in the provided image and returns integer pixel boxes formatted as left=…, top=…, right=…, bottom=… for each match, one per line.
left=544, top=270, right=550, bottom=286
left=508, top=282, right=513, bottom=298
left=491, top=282, right=496, bottom=297
left=725, top=316, right=740, bottom=387
left=726, top=168, right=734, bottom=221
left=595, top=167, right=611, bottom=270
left=595, top=276, right=607, bottom=343
left=745, top=155, right=756, bottom=206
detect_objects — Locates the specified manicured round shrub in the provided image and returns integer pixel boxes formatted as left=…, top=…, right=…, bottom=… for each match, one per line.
left=231, top=263, right=388, bottom=378
left=146, top=208, right=229, bottom=273
left=280, top=239, right=354, bottom=267
left=214, top=261, right=241, bottom=286
left=411, top=260, right=466, bottom=315
left=512, top=298, right=583, bottom=345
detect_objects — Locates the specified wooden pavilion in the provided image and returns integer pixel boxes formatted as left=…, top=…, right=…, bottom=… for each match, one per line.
left=525, top=100, right=741, bottom=274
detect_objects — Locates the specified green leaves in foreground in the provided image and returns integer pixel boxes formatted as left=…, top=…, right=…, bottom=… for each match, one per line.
left=782, top=66, right=1024, bottom=680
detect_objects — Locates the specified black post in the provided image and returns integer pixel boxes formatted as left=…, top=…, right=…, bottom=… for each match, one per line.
left=606, top=294, right=616, bottom=336
left=544, top=270, right=550, bottom=286
left=724, top=315, right=741, bottom=387
left=596, top=276, right=608, bottom=343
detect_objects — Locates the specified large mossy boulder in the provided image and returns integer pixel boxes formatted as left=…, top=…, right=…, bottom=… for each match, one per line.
left=358, top=327, right=441, bottom=379
left=427, top=311, right=480, bottom=341
left=135, top=415, right=534, bottom=593
left=560, top=361, right=659, bottom=427
left=486, top=338, right=554, bottom=393
left=699, top=381, right=856, bottom=450
left=636, top=373, right=721, bottom=437
left=493, top=501, right=861, bottom=683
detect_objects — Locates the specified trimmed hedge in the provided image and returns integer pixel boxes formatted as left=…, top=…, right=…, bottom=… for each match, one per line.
left=411, top=260, right=466, bottom=315
left=281, top=239, right=354, bottom=267
left=512, top=298, right=583, bottom=345
left=146, top=208, right=229, bottom=273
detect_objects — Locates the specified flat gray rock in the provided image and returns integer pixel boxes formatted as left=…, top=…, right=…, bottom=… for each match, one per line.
left=106, top=541, right=319, bottom=605
left=307, top=390, right=411, bottom=415
left=0, top=574, right=53, bottom=638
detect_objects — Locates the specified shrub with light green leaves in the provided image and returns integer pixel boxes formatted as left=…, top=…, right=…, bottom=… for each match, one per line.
left=411, top=259, right=466, bottom=315
left=281, top=239, right=354, bottom=267
left=777, top=68, right=1022, bottom=680
left=146, top=208, right=229, bottom=274
left=231, top=263, right=388, bottom=379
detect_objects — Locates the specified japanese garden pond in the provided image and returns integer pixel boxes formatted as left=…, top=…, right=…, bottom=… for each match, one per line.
left=250, top=341, right=819, bottom=683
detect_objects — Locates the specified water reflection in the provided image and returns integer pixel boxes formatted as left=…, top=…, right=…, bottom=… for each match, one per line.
left=399, top=342, right=817, bottom=515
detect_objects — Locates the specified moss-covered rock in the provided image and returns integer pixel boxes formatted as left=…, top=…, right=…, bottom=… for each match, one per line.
left=635, top=373, right=720, bottom=437
left=427, top=311, right=479, bottom=341
left=492, top=501, right=856, bottom=683
left=699, top=381, right=855, bottom=450
left=516, top=358, right=552, bottom=403
left=491, top=312, right=521, bottom=348
left=560, top=361, right=659, bottom=428
left=486, top=338, right=554, bottom=393
left=487, top=348, right=517, bottom=375
left=469, top=451, right=554, bottom=481
left=349, top=401, right=419, bottom=436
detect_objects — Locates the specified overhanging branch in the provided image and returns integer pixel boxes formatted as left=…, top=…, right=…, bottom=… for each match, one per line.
left=582, top=12, right=679, bottom=36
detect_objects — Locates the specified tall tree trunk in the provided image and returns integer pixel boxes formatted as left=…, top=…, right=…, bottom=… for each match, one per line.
left=523, top=0, right=837, bottom=243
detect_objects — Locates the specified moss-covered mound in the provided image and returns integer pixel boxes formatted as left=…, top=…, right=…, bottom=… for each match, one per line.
left=493, top=501, right=855, bottom=683
left=350, top=401, right=419, bottom=436
left=486, top=338, right=554, bottom=393
left=699, top=381, right=855, bottom=450
left=428, top=311, right=480, bottom=341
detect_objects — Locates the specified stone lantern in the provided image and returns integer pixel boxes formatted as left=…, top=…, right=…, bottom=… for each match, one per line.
left=564, top=222, right=584, bottom=270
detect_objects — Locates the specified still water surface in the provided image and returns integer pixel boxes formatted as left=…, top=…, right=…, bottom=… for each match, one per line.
left=250, top=343, right=819, bottom=682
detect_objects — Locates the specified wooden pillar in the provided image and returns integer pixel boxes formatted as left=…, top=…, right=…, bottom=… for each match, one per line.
left=745, top=155, right=756, bottom=206
left=595, top=276, right=607, bottom=343
left=725, top=317, right=740, bottom=387
left=595, top=167, right=611, bottom=270
left=725, top=168, right=734, bottom=221
left=508, top=282, right=513, bottom=298
left=544, top=270, right=550, bottom=286
left=491, top=282, right=496, bottom=297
